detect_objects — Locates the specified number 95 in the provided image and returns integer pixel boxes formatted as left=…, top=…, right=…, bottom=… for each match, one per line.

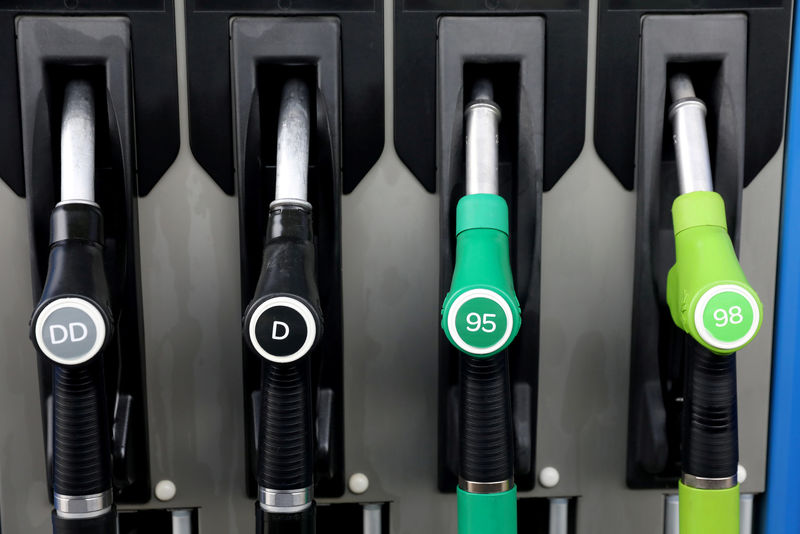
left=466, top=312, right=497, bottom=333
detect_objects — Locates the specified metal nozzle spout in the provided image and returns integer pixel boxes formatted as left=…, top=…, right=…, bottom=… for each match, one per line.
left=60, top=80, right=95, bottom=204
left=275, top=79, right=311, bottom=204
left=465, top=79, right=501, bottom=196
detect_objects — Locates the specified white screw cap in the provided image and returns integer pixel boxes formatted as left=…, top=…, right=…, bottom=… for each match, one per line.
left=155, top=479, right=177, bottom=501
left=538, top=466, right=560, bottom=488
left=348, top=473, right=370, bottom=494
left=738, top=464, right=748, bottom=484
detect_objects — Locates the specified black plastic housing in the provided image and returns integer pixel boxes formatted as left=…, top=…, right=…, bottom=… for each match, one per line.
left=437, top=17, right=544, bottom=492
left=185, top=2, right=383, bottom=195
left=395, top=0, right=587, bottom=192
left=625, top=15, right=747, bottom=488
left=17, top=18, right=151, bottom=502
left=0, top=4, right=179, bottom=197
left=231, top=19, right=345, bottom=498
left=595, top=1, right=791, bottom=190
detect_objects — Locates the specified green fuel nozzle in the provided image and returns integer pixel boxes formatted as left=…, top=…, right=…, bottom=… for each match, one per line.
left=666, top=73, right=759, bottom=534
left=442, top=79, right=519, bottom=534
left=665, top=73, right=762, bottom=355
left=666, top=191, right=762, bottom=354
left=441, top=81, right=521, bottom=358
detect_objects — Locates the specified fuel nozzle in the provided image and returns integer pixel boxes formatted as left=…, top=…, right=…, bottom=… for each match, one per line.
left=441, top=81, right=521, bottom=358
left=441, top=79, right=519, bottom=534
left=667, top=73, right=757, bottom=534
left=242, top=78, right=321, bottom=533
left=666, top=73, right=762, bottom=354
left=29, top=79, right=117, bottom=532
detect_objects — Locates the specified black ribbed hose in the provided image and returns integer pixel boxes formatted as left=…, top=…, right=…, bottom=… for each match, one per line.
left=257, top=503, right=315, bottom=534
left=52, top=357, right=112, bottom=497
left=51, top=507, right=116, bottom=534
left=258, top=357, right=314, bottom=490
left=681, top=339, right=739, bottom=480
left=459, top=352, right=515, bottom=484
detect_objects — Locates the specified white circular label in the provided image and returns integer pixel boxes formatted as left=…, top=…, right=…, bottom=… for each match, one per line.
left=248, top=296, right=317, bottom=363
left=446, top=288, right=514, bottom=355
left=34, top=297, right=107, bottom=365
left=694, top=284, right=760, bottom=351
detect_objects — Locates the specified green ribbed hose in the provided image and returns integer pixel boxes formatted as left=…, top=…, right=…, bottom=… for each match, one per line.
left=457, top=487, right=517, bottom=534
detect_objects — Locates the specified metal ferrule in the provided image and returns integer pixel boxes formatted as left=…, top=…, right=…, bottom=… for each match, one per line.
left=682, top=472, right=738, bottom=490
left=269, top=198, right=312, bottom=211
left=54, top=490, right=112, bottom=518
left=458, top=478, right=513, bottom=494
left=60, top=79, right=96, bottom=204
left=465, top=79, right=501, bottom=196
left=258, top=486, right=313, bottom=513
left=275, top=79, right=311, bottom=204
left=668, top=73, right=714, bottom=195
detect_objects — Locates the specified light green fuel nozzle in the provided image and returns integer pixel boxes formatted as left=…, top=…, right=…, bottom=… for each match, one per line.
left=665, top=73, right=762, bottom=355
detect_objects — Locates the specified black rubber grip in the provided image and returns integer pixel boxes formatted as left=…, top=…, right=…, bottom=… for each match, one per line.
left=459, top=352, right=514, bottom=484
left=51, top=506, right=116, bottom=534
left=257, top=502, right=315, bottom=534
left=258, top=358, right=313, bottom=490
left=52, top=358, right=113, bottom=497
left=682, top=339, right=739, bottom=480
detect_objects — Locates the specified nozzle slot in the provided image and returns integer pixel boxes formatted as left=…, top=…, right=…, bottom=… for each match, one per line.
left=230, top=17, right=345, bottom=499
left=16, top=17, right=152, bottom=503
left=626, top=14, right=747, bottom=488
left=437, top=17, right=544, bottom=493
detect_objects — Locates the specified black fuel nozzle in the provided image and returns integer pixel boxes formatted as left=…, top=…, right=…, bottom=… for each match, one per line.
left=28, top=80, right=116, bottom=531
left=243, top=79, right=321, bottom=533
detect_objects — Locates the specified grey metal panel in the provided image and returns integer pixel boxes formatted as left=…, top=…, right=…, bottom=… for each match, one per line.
left=0, top=1, right=786, bottom=533
left=0, top=182, right=51, bottom=532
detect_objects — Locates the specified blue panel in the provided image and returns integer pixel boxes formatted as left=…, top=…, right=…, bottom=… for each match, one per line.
left=763, top=5, right=800, bottom=532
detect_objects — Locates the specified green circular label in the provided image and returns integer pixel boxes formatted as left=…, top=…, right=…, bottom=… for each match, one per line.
left=700, top=291, right=755, bottom=344
left=454, top=297, right=508, bottom=350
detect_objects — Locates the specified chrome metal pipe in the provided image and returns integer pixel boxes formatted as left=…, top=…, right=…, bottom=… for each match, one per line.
left=172, top=509, right=193, bottom=534
left=363, top=503, right=382, bottom=534
left=548, top=498, right=568, bottom=534
left=740, top=494, right=754, bottom=534
left=664, top=494, right=679, bottom=534
left=60, top=80, right=95, bottom=204
left=669, top=73, right=714, bottom=195
left=275, top=79, right=311, bottom=203
left=465, top=79, right=501, bottom=196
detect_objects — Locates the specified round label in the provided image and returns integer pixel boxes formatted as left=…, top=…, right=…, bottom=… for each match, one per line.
left=34, top=298, right=107, bottom=365
left=694, top=284, right=760, bottom=351
left=248, top=296, right=317, bottom=363
left=446, top=288, right=513, bottom=356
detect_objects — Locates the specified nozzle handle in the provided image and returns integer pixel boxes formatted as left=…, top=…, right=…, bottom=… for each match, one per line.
left=442, top=195, right=521, bottom=358
left=666, top=192, right=762, bottom=354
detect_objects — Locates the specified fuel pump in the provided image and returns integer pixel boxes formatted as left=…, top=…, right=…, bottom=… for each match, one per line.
left=29, top=80, right=117, bottom=533
left=441, top=80, right=522, bottom=534
left=242, top=79, right=322, bottom=534
left=666, top=73, right=762, bottom=533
